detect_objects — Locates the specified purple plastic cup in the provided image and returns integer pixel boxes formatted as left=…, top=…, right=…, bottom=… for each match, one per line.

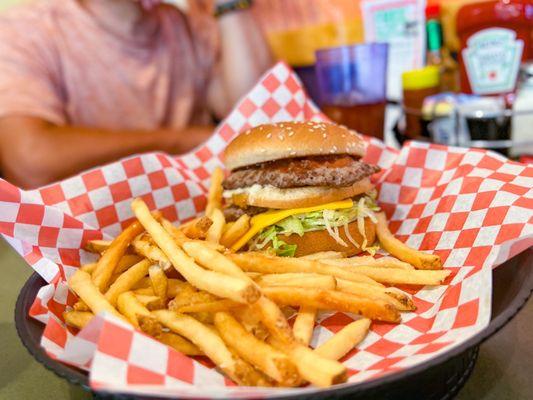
left=315, top=43, right=389, bottom=105
left=315, top=43, right=389, bottom=138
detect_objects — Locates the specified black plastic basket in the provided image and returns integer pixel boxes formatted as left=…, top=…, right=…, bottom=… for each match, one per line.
left=15, top=249, right=532, bottom=400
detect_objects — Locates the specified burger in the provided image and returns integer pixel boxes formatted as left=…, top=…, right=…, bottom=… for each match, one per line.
left=221, top=121, right=381, bottom=257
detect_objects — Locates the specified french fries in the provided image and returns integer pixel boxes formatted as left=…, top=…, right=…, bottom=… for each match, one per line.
left=376, top=212, right=442, bottom=270
left=214, top=312, right=300, bottom=385
left=314, top=318, right=371, bottom=360
left=342, top=266, right=451, bottom=286
left=254, top=297, right=347, bottom=387
left=254, top=273, right=336, bottom=290
left=262, top=286, right=400, bottom=323
left=205, top=208, right=225, bottom=244
left=65, top=191, right=450, bottom=389
left=80, top=263, right=96, bottom=274
left=117, top=291, right=151, bottom=327
left=300, top=251, right=346, bottom=260
left=137, top=315, right=203, bottom=356
left=182, top=241, right=249, bottom=280
left=137, top=314, right=163, bottom=336
left=182, top=216, right=213, bottom=240
left=68, top=270, right=125, bottom=321
left=63, top=310, right=94, bottom=330
left=220, top=214, right=250, bottom=248
left=72, top=300, right=90, bottom=312
left=205, top=167, right=224, bottom=217
left=149, top=265, right=168, bottom=305
left=132, top=235, right=171, bottom=269
left=92, top=220, right=144, bottom=292
left=170, top=286, right=218, bottom=309
left=115, top=254, right=144, bottom=275
left=135, top=294, right=163, bottom=309
left=105, top=259, right=152, bottom=306
left=229, top=253, right=383, bottom=287
left=235, top=306, right=269, bottom=341
left=133, top=277, right=191, bottom=297
left=132, top=199, right=260, bottom=304
left=174, top=299, right=241, bottom=314
left=157, top=332, right=204, bottom=356
left=153, top=310, right=272, bottom=386
left=222, top=221, right=234, bottom=234
left=293, top=307, right=316, bottom=345
left=269, top=336, right=347, bottom=387
left=84, top=239, right=112, bottom=254
left=162, top=219, right=225, bottom=251
left=336, top=279, right=416, bottom=312
left=322, top=256, right=415, bottom=270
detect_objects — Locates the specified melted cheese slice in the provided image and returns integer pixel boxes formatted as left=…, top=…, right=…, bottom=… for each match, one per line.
left=230, top=199, right=354, bottom=251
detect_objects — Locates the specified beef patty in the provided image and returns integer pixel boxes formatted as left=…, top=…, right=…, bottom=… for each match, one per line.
left=222, top=155, right=381, bottom=190
left=223, top=204, right=267, bottom=222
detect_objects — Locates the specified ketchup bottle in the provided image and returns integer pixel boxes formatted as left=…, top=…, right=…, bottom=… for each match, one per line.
left=456, top=0, right=533, bottom=95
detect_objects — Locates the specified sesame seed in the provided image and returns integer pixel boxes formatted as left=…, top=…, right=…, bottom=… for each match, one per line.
left=288, top=131, right=294, bottom=137
left=323, top=133, right=327, bottom=138
left=266, top=133, right=272, bottom=139
left=290, top=151, right=296, bottom=155
left=278, top=134, right=284, bottom=141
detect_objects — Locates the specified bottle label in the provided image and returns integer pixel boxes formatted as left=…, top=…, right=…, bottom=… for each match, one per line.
left=462, top=28, right=523, bottom=95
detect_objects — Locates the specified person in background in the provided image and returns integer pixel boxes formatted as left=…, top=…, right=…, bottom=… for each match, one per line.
left=0, top=0, right=272, bottom=189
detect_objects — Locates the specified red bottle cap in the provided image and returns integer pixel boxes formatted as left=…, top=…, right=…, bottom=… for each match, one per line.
left=425, top=4, right=441, bottom=19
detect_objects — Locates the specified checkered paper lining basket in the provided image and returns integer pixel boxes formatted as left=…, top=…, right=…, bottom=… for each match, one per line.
left=1, top=62, right=532, bottom=398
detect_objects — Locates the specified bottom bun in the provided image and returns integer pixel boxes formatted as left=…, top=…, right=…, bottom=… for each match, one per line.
left=277, top=218, right=376, bottom=257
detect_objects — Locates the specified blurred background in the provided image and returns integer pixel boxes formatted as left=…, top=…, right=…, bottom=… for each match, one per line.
left=0, top=0, right=532, bottom=190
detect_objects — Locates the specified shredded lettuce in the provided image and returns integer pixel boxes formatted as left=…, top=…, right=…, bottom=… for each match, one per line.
left=272, top=237, right=297, bottom=257
left=248, top=195, right=380, bottom=255
left=252, top=225, right=297, bottom=257
left=277, top=217, right=304, bottom=236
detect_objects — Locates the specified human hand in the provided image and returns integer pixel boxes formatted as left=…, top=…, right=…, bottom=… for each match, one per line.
left=165, top=125, right=215, bottom=154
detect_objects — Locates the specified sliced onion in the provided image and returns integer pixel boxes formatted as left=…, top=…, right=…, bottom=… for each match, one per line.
left=323, top=210, right=348, bottom=247
left=357, top=198, right=368, bottom=249
left=343, top=222, right=360, bottom=248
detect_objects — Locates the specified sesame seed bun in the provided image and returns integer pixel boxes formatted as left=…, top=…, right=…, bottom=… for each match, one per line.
left=224, top=121, right=366, bottom=171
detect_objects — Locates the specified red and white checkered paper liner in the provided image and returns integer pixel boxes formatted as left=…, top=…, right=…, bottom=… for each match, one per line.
left=1, top=62, right=532, bottom=398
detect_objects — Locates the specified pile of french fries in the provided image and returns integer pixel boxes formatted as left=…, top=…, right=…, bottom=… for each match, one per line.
left=65, top=168, right=450, bottom=388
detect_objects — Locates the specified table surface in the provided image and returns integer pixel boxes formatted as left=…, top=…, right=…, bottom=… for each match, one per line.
left=1, top=239, right=531, bottom=400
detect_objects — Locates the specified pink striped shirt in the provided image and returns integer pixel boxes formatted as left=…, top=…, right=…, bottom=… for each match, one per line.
left=0, top=0, right=218, bottom=130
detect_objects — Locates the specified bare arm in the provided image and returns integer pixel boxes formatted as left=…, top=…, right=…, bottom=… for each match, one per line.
left=207, top=4, right=274, bottom=118
left=0, top=116, right=213, bottom=189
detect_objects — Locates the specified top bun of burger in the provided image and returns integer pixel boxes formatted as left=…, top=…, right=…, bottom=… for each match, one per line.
left=224, top=121, right=366, bottom=171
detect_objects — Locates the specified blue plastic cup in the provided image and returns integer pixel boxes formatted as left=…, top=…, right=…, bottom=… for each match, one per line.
left=315, top=43, right=389, bottom=106
left=314, top=43, right=389, bottom=138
